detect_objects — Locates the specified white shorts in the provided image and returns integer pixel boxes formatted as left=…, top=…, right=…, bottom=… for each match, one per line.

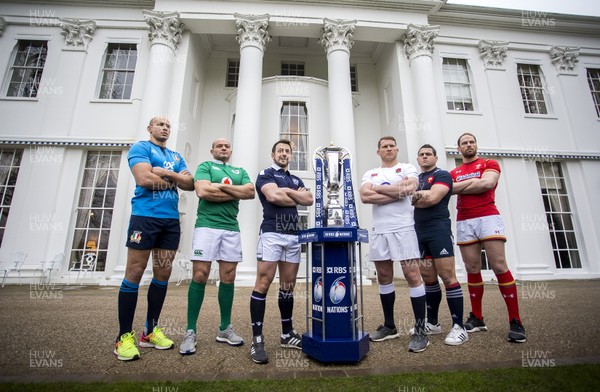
left=370, top=231, right=421, bottom=262
left=456, top=215, right=506, bottom=245
left=256, top=232, right=301, bottom=263
left=191, top=227, right=242, bottom=262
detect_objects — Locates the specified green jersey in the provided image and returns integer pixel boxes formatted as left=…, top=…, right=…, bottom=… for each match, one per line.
left=194, top=160, right=251, bottom=231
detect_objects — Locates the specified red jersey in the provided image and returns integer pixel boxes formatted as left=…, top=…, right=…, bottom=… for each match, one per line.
left=450, top=158, right=500, bottom=221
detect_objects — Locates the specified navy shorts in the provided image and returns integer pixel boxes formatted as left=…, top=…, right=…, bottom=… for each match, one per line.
left=417, top=229, right=454, bottom=259
left=126, top=215, right=181, bottom=250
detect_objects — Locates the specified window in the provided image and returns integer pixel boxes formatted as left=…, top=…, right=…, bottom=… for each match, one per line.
left=279, top=102, right=308, bottom=171
left=442, top=58, right=474, bottom=111
left=517, top=64, right=549, bottom=114
left=350, top=64, right=358, bottom=92
left=5, top=40, right=48, bottom=98
left=281, top=62, right=305, bottom=76
left=0, top=149, right=23, bottom=246
left=536, top=162, right=581, bottom=269
left=98, top=43, right=137, bottom=99
left=226, top=59, right=240, bottom=87
left=586, top=68, right=600, bottom=117
left=70, top=151, right=121, bottom=272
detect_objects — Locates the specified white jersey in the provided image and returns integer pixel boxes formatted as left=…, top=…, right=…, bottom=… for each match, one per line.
left=361, top=163, right=418, bottom=234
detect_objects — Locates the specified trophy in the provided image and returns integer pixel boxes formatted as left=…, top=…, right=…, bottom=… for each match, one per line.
left=314, top=144, right=354, bottom=228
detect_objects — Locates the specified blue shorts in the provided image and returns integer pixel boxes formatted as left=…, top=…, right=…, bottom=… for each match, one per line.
left=126, top=215, right=181, bottom=250
left=416, top=229, right=454, bottom=259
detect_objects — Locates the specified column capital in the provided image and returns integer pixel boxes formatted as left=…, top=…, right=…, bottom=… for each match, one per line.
left=143, top=10, right=184, bottom=52
left=402, top=24, right=439, bottom=62
left=319, top=18, right=356, bottom=55
left=234, top=13, right=271, bottom=52
left=549, top=46, right=579, bottom=75
left=59, top=18, right=96, bottom=51
left=479, top=40, right=509, bottom=70
left=0, top=17, right=6, bottom=38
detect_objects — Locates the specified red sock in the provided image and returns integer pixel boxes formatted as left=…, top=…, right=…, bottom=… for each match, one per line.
left=467, top=273, right=484, bottom=320
left=496, top=270, right=521, bottom=323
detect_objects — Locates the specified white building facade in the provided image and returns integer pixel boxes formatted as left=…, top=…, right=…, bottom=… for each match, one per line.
left=0, top=0, right=598, bottom=285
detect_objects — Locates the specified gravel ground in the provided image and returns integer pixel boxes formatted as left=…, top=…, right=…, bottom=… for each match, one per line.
left=0, top=279, right=599, bottom=382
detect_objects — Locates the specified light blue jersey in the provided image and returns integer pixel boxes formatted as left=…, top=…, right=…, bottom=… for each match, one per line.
left=128, top=140, right=188, bottom=219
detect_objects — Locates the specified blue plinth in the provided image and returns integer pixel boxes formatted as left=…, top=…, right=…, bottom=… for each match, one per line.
left=299, top=227, right=369, bottom=363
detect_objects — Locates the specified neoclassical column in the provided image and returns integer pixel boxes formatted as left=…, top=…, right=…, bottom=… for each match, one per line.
left=58, top=18, right=96, bottom=51
left=232, top=13, right=270, bottom=285
left=137, top=10, right=184, bottom=140
left=319, top=18, right=357, bottom=161
left=402, top=24, right=446, bottom=168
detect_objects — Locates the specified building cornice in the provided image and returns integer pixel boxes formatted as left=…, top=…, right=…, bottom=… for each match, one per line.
left=430, top=4, right=600, bottom=36
left=226, top=0, right=442, bottom=13
left=0, top=137, right=134, bottom=147
left=446, top=147, right=600, bottom=161
left=0, top=0, right=155, bottom=8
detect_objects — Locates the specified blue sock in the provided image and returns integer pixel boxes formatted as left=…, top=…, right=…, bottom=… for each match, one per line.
left=146, top=278, right=168, bottom=334
left=118, top=278, right=139, bottom=339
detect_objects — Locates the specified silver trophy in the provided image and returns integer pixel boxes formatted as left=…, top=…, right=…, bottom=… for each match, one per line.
left=314, top=145, right=351, bottom=227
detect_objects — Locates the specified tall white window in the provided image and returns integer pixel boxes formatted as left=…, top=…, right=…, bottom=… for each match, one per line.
left=350, top=64, right=358, bottom=92
left=442, top=58, right=474, bottom=111
left=536, top=161, right=581, bottom=269
left=0, top=149, right=23, bottom=247
left=279, top=102, right=308, bottom=171
left=5, top=40, right=48, bottom=98
left=70, top=151, right=121, bottom=272
left=517, top=64, right=549, bottom=114
left=226, top=59, right=240, bottom=87
left=98, top=43, right=137, bottom=100
left=586, top=68, right=600, bottom=117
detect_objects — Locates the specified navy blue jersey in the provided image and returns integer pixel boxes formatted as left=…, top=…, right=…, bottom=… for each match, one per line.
left=414, top=168, right=452, bottom=232
left=256, top=165, right=305, bottom=234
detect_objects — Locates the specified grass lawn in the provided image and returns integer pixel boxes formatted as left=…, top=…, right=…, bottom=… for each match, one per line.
left=1, top=364, right=599, bottom=391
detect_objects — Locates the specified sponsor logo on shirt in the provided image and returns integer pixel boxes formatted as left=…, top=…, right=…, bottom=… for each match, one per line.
left=455, top=171, right=481, bottom=181
left=163, top=161, right=175, bottom=170
left=221, top=177, right=232, bottom=185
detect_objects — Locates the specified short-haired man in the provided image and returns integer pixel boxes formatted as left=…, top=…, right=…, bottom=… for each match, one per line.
left=115, top=116, right=194, bottom=361
left=451, top=132, right=526, bottom=343
left=179, top=138, right=255, bottom=355
left=411, top=144, right=468, bottom=346
left=359, top=136, right=429, bottom=353
left=249, top=139, right=314, bottom=364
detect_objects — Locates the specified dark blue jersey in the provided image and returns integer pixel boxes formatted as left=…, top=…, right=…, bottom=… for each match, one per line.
left=256, top=165, right=305, bottom=234
left=414, top=168, right=452, bottom=232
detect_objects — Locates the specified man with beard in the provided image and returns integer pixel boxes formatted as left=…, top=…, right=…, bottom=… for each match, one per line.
left=451, top=132, right=526, bottom=343
left=249, top=139, right=313, bottom=364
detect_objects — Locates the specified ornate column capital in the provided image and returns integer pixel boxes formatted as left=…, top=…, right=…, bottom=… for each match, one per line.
left=479, top=40, right=509, bottom=70
left=143, top=10, right=184, bottom=52
left=59, top=18, right=96, bottom=51
left=402, top=24, right=439, bottom=61
left=319, top=18, right=356, bottom=55
left=234, top=13, right=271, bottom=52
left=549, top=46, right=579, bottom=75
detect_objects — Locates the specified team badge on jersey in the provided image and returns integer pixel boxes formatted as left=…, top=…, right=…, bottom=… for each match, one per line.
left=221, top=177, right=232, bottom=185
left=130, top=231, right=142, bottom=244
left=292, top=178, right=299, bottom=186
left=427, top=176, right=434, bottom=184
left=395, top=168, right=402, bottom=174
left=231, top=169, right=240, bottom=174
left=174, top=155, right=180, bottom=162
